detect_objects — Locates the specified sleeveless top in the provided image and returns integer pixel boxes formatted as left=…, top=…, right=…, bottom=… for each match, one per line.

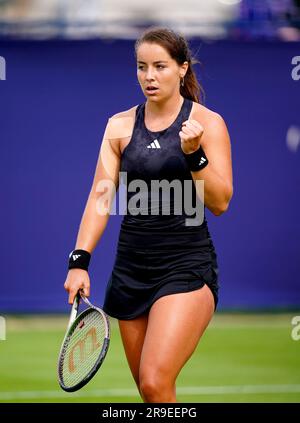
left=119, top=97, right=209, bottom=235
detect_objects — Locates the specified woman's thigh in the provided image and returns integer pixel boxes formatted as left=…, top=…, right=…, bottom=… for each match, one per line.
left=118, top=313, right=149, bottom=386
left=139, top=284, right=215, bottom=385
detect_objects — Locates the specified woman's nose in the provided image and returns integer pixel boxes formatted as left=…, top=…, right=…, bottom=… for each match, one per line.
left=145, top=68, right=155, bottom=80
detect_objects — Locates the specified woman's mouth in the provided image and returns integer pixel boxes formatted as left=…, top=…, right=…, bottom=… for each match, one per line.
left=145, top=86, right=159, bottom=95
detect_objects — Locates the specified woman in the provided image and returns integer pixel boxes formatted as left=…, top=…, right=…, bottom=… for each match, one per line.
left=64, top=27, right=233, bottom=403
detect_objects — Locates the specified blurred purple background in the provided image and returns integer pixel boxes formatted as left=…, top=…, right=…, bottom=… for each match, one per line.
left=0, top=38, right=299, bottom=312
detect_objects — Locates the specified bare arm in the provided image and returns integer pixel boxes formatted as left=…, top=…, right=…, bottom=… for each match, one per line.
left=74, top=124, right=121, bottom=253
left=64, top=112, right=135, bottom=303
left=192, top=113, right=233, bottom=215
left=64, top=118, right=121, bottom=303
left=180, top=111, right=233, bottom=216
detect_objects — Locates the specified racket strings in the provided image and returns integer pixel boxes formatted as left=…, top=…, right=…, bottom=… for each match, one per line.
left=59, top=309, right=107, bottom=388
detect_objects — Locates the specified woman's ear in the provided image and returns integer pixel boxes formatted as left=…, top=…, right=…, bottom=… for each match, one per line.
left=180, top=61, right=189, bottom=78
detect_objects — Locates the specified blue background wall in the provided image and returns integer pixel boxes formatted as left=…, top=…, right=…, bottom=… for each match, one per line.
left=0, top=39, right=299, bottom=312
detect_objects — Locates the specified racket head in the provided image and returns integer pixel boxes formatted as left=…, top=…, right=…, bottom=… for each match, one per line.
left=58, top=298, right=110, bottom=392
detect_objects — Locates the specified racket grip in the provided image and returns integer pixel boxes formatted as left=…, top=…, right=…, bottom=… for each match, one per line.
left=67, top=292, right=80, bottom=331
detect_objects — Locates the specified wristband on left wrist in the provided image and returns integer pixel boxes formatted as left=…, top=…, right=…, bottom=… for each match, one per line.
left=182, top=145, right=209, bottom=172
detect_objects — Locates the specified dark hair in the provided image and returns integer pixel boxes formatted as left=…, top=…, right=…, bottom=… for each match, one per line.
left=135, top=27, right=204, bottom=104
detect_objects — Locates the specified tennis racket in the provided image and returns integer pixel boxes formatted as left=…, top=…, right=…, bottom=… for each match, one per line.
left=57, top=289, right=110, bottom=392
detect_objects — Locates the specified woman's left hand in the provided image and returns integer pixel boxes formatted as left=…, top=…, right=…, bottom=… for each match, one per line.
left=179, top=119, right=204, bottom=154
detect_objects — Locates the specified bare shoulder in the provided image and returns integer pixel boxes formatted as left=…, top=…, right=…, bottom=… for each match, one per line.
left=191, top=102, right=227, bottom=128
left=104, top=105, right=138, bottom=155
left=190, top=102, right=230, bottom=147
left=109, top=105, right=138, bottom=121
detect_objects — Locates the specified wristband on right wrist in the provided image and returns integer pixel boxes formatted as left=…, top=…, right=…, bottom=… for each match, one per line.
left=68, top=249, right=91, bottom=271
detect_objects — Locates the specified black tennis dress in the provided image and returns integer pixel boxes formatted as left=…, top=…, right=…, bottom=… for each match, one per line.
left=102, top=97, right=219, bottom=319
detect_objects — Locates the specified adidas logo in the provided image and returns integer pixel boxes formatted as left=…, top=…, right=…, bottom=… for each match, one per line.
left=147, top=139, right=161, bottom=149
left=199, top=157, right=206, bottom=165
left=72, top=254, right=81, bottom=261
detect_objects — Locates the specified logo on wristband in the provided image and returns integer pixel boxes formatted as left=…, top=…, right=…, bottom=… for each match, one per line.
left=68, top=250, right=91, bottom=271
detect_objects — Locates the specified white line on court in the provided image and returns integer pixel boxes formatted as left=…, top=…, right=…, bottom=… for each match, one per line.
left=0, top=385, right=300, bottom=400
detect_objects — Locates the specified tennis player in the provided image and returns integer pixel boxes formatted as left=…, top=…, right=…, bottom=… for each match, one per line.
left=64, top=27, right=233, bottom=403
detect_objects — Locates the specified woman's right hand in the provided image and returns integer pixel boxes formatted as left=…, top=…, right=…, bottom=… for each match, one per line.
left=64, top=269, right=90, bottom=304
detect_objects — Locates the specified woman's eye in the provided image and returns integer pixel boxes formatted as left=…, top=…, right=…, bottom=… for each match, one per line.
left=137, top=65, right=165, bottom=70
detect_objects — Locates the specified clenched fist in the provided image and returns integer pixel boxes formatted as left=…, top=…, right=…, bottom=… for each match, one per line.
left=179, top=119, right=204, bottom=154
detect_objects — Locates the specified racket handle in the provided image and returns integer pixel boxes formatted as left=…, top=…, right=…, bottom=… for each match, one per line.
left=67, top=292, right=80, bottom=331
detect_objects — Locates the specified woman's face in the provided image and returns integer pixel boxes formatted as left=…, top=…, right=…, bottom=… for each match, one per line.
left=136, top=42, right=187, bottom=102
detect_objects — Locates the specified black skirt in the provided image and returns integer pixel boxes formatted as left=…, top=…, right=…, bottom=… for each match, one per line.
left=102, top=227, right=219, bottom=320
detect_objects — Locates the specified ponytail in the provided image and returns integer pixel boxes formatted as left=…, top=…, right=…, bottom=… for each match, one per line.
left=180, top=59, right=204, bottom=104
